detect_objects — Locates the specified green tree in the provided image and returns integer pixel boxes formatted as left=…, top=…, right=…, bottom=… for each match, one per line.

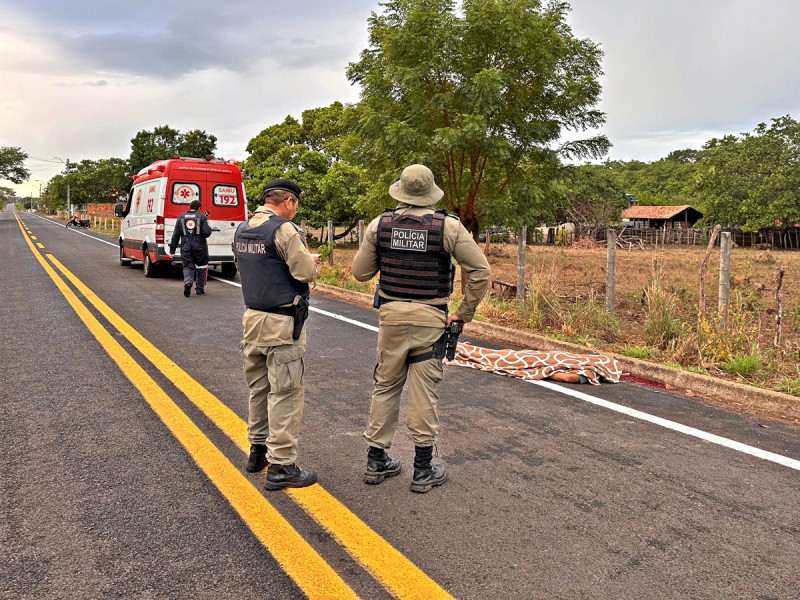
left=345, top=0, right=608, bottom=236
left=243, top=102, right=368, bottom=233
left=42, top=175, right=68, bottom=212
left=68, top=158, right=130, bottom=205
left=610, top=150, right=702, bottom=206
left=695, top=116, right=800, bottom=230
left=128, top=125, right=217, bottom=176
left=0, top=185, right=14, bottom=209
left=0, top=147, right=30, bottom=184
left=560, top=164, right=625, bottom=237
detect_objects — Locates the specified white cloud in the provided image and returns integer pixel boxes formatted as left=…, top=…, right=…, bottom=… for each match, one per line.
left=5, top=0, right=800, bottom=198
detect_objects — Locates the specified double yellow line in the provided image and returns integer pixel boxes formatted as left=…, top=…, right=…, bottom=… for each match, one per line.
left=16, top=215, right=454, bottom=600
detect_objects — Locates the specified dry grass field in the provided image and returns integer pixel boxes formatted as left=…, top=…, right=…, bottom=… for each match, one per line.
left=321, top=242, right=800, bottom=398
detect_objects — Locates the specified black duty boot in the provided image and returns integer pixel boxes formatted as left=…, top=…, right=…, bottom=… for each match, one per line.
left=264, top=463, right=317, bottom=491
left=245, top=444, right=268, bottom=473
left=364, top=447, right=402, bottom=484
left=183, top=283, right=192, bottom=297
left=410, top=445, right=447, bottom=493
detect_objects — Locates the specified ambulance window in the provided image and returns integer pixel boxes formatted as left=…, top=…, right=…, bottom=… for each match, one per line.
left=213, top=185, right=240, bottom=207
left=172, top=182, right=200, bottom=205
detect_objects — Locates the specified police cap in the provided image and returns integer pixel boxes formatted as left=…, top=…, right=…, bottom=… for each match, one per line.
left=262, top=179, right=302, bottom=201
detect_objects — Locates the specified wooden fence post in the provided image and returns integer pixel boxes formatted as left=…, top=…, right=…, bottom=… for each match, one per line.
left=606, top=228, right=616, bottom=315
left=327, top=220, right=334, bottom=265
left=516, top=226, right=527, bottom=305
left=775, top=265, right=786, bottom=348
left=300, top=220, right=307, bottom=242
left=358, top=220, right=365, bottom=247
left=698, top=224, right=721, bottom=316
left=718, top=231, right=732, bottom=328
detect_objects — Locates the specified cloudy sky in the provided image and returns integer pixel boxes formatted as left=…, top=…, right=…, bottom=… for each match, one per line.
left=2, top=0, right=799, bottom=197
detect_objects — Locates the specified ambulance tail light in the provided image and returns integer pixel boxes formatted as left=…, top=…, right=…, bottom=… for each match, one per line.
left=156, top=215, right=165, bottom=244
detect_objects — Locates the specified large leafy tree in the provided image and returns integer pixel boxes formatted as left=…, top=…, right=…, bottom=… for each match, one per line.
left=128, top=125, right=218, bottom=176
left=0, top=146, right=30, bottom=184
left=560, top=164, right=625, bottom=237
left=345, top=0, right=608, bottom=236
left=695, top=116, right=800, bottom=230
left=67, top=158, right=130, bottom=205
left=42, top=175, right=67, bottom=212
left=608, top=150, right=702, bottom=207
left=243, top=102, right=368, bottom=232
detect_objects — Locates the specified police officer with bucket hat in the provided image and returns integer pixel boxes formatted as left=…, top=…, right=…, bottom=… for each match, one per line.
left=233, top=179, right=319, bottom=491
left=352, top=164, right=490, bottom=493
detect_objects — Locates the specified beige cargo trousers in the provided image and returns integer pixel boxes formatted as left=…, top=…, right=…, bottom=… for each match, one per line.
left=241, top=311, right=306, bottom=465
left=364, top=304, right=446, bottom=449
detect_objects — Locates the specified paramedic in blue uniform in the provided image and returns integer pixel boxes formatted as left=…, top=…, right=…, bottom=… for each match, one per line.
left=352, top=164, right=490, bottom=493
left=169, top=199, right=212, bottom=297
left=233, top=179, right=319, bottom=491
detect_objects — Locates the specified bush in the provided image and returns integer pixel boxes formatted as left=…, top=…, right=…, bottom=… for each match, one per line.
left=624, top=347, right=657, bottom=360
left=724, top=353, right=763, bottom=378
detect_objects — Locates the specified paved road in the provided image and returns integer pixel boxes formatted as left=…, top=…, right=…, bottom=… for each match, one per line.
left=3, top=206, right=800, bottom=599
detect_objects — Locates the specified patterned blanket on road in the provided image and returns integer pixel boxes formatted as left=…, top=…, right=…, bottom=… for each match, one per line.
left=444, top=342, right=624, bottom=385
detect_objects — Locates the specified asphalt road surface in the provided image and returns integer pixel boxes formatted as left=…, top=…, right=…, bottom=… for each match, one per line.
left=3, top=206, right=800, bottom=600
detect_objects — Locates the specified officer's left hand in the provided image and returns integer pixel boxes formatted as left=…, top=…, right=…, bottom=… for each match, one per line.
left=446, top=315, right=464, bottom=327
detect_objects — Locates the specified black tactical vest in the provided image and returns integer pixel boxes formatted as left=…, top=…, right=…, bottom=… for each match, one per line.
left=376, top=209, right=454, bottom=299
left=233, top=215, right=309, bottom=311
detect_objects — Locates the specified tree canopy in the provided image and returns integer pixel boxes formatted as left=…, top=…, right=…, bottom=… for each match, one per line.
left=345, top=0, right=608, bottom=235
left=128, top=125, right=218, bottom=176
left=66, top=158, right=130, bottom=205
left=694, top=116, right=800, bottom=231
left=243, top=102, right=368, bottom=228
left=0, top=147, right=30, bottom=184
left=559, top=164, right=625, bottom=236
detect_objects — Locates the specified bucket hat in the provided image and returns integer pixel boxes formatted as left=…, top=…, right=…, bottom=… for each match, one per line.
left=388, top=164, right=444, bottom=207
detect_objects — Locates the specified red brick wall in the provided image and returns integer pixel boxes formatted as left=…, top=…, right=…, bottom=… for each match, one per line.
left=87, top=203, right=118, bottom=217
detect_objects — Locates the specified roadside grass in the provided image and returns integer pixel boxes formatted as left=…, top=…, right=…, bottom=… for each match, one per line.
left=50, top=224, right=798, bottom=399
left=325, top=244, right=800, bottom=398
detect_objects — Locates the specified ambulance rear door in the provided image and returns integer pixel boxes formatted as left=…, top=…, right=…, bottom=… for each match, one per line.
left=204, top=165, right=246, bottom=263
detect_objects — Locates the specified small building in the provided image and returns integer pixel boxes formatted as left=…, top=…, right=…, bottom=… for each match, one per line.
left=620, top=205, right=703, bottom=229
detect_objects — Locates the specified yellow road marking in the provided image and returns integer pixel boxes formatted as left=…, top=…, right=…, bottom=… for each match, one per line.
left=47, top=256, right=454, bottom=599
left=15, top=216, right=360, bottom=600
left=31, top=235, right=37, bottom=240
left=37, top=243, right=44, bottom=249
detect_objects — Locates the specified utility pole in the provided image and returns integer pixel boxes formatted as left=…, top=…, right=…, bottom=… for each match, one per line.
left=66, top=158, right=71, bottom=214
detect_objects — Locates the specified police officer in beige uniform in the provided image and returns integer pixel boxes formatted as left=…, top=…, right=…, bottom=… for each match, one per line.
left=352, top=164, right=490, bottom=493
left=233, top=179, right=319, bottom=491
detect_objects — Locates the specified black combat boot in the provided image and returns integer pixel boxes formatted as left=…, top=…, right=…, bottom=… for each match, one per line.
left=245, top=444, right=268, bottom=473
left=264, top=463, right=318, bottom=491
left=410, top=445, right=447, bottom=493
left=364, top=446, right=402, bottom=484
left=183, top=283, right=192, bottom=297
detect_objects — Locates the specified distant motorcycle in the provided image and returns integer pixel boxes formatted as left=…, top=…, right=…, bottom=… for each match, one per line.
left=66, top=218, right=91, bottom=229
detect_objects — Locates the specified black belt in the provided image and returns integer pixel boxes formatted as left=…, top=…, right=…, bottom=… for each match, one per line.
left=382, top=298, right=448, bottom=314
left=247, top=305, right=294, bottom=317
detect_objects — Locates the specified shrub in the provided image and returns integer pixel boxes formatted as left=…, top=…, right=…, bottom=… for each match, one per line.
left=724, top=353, right=763, bottom=378
left=643, top=263, right=682, bottom=349
left=623, top=347, right=657, bottom=360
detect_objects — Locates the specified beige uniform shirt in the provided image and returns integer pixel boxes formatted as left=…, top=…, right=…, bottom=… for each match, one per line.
left=239, top=206, right=318, bottom=346
left=352, top=204, right=491, bottom=327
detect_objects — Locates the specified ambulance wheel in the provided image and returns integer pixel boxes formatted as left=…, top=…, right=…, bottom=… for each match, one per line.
left=220, top=263, right=237, bottom=278
left=120, top=245, right=132, bottom=266
left=143, top=252, right=157, bottom=278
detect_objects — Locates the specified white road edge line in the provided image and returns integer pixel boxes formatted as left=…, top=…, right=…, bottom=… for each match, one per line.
left=39, top=214, right=800, bottom=472
left=32, top=214, right=118, bottom=247
left=528, top=379, right=800, bottom=471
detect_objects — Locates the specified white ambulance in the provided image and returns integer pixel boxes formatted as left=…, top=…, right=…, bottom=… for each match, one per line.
left=117, top=156, right=247, bottom=277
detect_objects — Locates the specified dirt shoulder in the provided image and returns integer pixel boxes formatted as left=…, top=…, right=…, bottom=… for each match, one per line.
left=314, top=283, right=800, bottom=425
